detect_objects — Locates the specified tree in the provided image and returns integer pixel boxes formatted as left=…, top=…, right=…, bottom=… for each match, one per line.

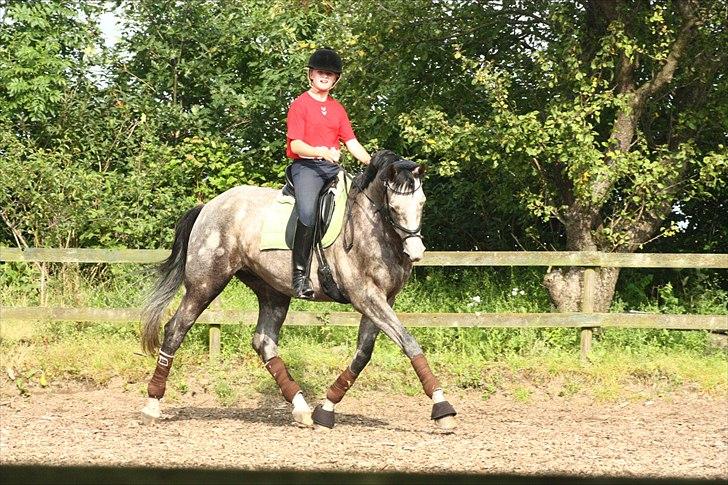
left=111, top=0, right=354, bottom=185
left=396, top=0, right=728, bottom=310
left=2, top=0, right=725, bottom=314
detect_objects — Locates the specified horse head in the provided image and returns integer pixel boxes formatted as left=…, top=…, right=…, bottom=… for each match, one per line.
left=364, top=150, right=427, bottom=262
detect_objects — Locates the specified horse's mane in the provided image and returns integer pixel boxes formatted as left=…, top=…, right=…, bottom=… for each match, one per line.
left=355, top=149, right=420, bottom=192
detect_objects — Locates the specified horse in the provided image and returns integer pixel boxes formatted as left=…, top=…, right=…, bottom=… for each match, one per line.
left=139, top=149, right=457, bottom=430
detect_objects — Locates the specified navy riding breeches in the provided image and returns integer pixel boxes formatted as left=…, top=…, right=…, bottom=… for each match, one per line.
left=289, top=159, right=340, bottom=227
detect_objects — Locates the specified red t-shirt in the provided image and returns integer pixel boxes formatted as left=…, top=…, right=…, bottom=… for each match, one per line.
left=286, top=91, right=356, bottom=159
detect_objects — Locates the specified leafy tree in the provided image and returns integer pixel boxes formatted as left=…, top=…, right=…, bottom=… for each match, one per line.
left=0, top=0, right=105, bottom=135
left=396, top=0, right=728, bottom=310
left=2, top=0, right=726, bottom=315
left=111, top=0, right=353, bottom=185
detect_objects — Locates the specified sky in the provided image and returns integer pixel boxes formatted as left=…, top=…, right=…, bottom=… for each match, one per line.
left=98, top=7, right=121, bottom=48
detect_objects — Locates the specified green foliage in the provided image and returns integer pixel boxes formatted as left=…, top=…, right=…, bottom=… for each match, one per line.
left=396, top=1, right=728, bottom=253
left=0, top=0, right=104, bottom=125
left=1, top=0, right=727, bottom=317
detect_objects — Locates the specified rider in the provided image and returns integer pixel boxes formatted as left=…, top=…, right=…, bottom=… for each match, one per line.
left=286, top=47, right=371, bottom=299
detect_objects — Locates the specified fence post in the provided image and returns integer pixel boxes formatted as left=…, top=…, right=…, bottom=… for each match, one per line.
left=580, top=268, right=596, bottom=362
left=209, top=296, right=222, bottom=360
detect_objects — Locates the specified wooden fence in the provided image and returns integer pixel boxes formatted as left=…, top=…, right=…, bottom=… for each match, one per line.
left=1, top=247, right=727, bottom=360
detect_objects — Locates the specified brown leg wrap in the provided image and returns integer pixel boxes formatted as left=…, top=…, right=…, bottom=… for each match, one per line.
left=411, top=354, right=440, bottom=398
left=326, top=367, right=358, bottom=404
left=265, top=356, right=301, bottom=403
left=148, top=353, right=174, bottom=399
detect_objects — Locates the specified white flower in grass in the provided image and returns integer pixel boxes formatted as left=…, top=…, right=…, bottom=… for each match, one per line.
left=466, top=295, right=481, bottom=308
left=511, top=288, right=526, bottom=296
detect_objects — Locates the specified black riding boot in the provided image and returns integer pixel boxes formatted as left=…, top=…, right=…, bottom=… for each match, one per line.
left=292, top=221, right=315, bottom=299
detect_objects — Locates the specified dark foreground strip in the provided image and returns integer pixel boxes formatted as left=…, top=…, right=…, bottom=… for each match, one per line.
left=0, top=465, right=722, bottom=485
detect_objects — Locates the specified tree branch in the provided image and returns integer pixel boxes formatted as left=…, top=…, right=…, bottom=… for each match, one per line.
left=0, top=209, right=30, bottom=250
left=609, top=153, right=692, bottom=251
left=632, top=0, right=699, bottom=106
left=590, top=0, right=699, bottom=203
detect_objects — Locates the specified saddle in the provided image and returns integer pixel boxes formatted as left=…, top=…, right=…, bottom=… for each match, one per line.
left=259, top=167, right=352, bottom=303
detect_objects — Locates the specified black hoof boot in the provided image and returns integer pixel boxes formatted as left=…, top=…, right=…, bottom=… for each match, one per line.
left=292, top=221, right=315, bottom=300
left=312, top=404, right=335, bottom=428
left=431, top=401, right=457, bottom=420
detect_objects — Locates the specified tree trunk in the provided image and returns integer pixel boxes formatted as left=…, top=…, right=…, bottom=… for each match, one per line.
left=543, top=267, right=620, bottom=313
left=542, top=1, right=698, bottom=313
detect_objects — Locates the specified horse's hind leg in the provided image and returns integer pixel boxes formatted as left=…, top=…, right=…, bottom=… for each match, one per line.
left=312, top=316, right=379, bottom=428
left=142, top=277, right=231, bottom=423
left=237, top=271, right=313, bottom=427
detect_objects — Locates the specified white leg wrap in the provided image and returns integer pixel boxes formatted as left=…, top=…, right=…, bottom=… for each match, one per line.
left=291, top=391, right=314, bottom=427
left=292, top=391, right=309, bottom=411
left=141, top=397, right=161, bottom=420
left=322, top=398, right=335, bottom=412
left=432, top=389, right=445, bottom=403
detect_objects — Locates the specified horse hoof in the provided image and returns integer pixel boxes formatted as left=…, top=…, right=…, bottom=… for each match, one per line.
left=140, top=411, right=159, bottom=425
left=293, top=408, right=314, bottom=427
left=312, top=404, right=335, bottom=428
left=435, top=415, right=457, bottom=431
left=140, top=398, right=161, bottom=425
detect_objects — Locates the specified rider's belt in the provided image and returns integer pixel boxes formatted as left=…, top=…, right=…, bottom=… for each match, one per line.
left=293, top=158, right=328, bottom=163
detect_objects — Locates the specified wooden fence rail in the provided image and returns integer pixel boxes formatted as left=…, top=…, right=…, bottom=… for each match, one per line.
left=2, top=247, right=727, bottom=268
left=2, top=248, right=727, bottom=359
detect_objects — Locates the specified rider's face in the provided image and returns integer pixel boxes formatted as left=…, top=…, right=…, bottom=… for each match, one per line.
left=309, top=69, right=338, bottom=91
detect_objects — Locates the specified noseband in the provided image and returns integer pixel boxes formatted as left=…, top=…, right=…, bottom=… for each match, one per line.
left=381, top=181, right=423, bottom=241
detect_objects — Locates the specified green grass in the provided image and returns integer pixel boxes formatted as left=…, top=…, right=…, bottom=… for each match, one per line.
left=1, top=264, right=726, bottom=403
left=1, top=320, right=726, bottom=404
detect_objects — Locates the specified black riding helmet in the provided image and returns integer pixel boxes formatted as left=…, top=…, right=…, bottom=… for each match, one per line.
left=307, top=48, right=342, bottom=74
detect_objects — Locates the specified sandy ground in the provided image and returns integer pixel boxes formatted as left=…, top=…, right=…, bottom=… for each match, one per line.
left=1, top=381, right=726, bottom=479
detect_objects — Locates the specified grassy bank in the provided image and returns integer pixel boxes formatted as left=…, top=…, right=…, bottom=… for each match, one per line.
left=2, top=322, right=726, bottom=404
left=1, top=265, right=726, bottom=403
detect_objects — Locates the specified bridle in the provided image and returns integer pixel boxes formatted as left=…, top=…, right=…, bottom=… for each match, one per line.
left=381, top=180, right=423, bottom=241
left=317, top=162, right=423, bottom=302
left=342, top=163, right=424, bottom=252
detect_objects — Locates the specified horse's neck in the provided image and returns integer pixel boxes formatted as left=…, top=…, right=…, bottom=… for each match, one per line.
left=347, top=186, right=402, bottom=255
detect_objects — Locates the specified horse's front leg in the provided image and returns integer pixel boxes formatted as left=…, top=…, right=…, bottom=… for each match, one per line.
left=353, top=293, right=457, bottom=430
left=312, top=316, right=380, bottom=428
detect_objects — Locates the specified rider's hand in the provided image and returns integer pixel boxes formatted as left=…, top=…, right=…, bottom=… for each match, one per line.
left=317, top=147, right=340, bottom=163
left=329, top=148, right=341, bottom=163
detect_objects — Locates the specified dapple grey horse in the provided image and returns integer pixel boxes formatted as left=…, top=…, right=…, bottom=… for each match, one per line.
left=140, top=150, right=457, bottom=429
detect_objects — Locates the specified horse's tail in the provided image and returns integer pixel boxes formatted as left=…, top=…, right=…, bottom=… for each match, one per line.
left=141, top=204, right=204, bottom=355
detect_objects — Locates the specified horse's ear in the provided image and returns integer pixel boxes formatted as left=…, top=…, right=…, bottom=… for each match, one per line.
left=413, top=164, right=426, bottom=178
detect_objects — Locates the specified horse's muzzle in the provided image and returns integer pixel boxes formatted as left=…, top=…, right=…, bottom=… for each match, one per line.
left=404, top=237, right=425, bottom=262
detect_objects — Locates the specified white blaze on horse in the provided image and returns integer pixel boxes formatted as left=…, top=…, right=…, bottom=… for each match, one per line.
left=140, top=149, right=457, bottom=430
